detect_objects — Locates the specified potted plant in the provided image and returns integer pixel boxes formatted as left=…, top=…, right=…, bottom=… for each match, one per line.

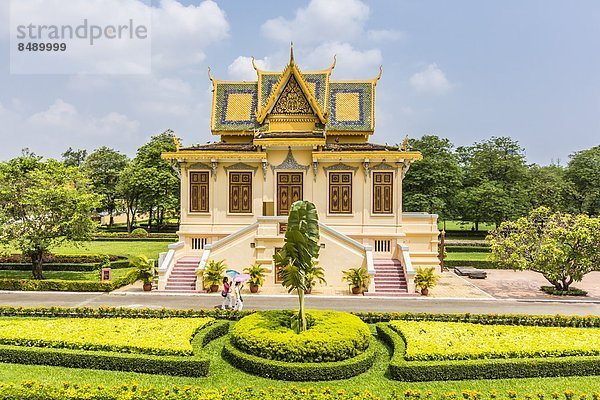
left=244, top=263, right=268, bottom=293
left=342, top=266, right=370, bottom=294
left=305, top=261, right=326, bottom=294
left=414, top=267, right=439, bottom=296
left=130, top=255, right=156, bottom=291
left=200, top=260, right=225, bottom=292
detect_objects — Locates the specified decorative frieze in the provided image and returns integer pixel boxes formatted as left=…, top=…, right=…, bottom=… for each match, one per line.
left=323, top=162, right=359, bottom=175
left=224, top=162, right=259, bottom=176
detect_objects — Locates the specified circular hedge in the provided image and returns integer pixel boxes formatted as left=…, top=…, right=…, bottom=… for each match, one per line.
left=230, top=310, right=371, bottom=362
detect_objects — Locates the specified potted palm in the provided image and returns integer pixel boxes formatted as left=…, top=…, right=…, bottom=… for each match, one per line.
left=414, top=267, right=439, bottom=296
left=305, top=261, right=326, bottom=294
left=130, top=255, right=156, bottom=291
left=199, top=260, right=225, bottom=292
left=342, top=266, right=370, bottom=294
left=244, top=263, right=267, bottom=293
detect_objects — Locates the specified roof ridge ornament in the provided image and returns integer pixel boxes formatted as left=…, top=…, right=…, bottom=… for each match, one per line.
left=290, top=41, right=294, bottom=64
left=373, top=65, right=383, bottom=85
left=270, top=147, right=310, bottom=172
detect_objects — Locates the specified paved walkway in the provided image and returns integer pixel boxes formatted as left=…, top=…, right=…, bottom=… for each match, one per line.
left=1, top=290, right=599, bottom=315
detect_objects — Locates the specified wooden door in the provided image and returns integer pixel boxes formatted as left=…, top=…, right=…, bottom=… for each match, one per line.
left=277, top=172, right=303, bottom=215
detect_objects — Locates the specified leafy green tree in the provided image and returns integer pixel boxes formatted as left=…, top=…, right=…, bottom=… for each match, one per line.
left=565, top=145, right=600, bottom=215
left=83, top=147, right=129, bottom=227
left=457, top=137, right=529, bottom=229
left=61, top=147, right=88, bottom=167
left=403, top=135, right=463, bottom=221
left=0, top=154, right=99, bottom=279
left=134, top=130, right=180, bottom=231
left=116, top=162, right=154, bottom=233
left=488, top=207, right=600, bottom=291
left=273, top=201, right=320, bottom=333
left=526, top=164, right=568, bottom=211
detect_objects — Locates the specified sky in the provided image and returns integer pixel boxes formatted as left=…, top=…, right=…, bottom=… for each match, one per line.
left=0, top=0, right=599, bottom=165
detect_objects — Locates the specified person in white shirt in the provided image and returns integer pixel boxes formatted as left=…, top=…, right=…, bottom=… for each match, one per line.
left=233, top=281, right=244, bottom=311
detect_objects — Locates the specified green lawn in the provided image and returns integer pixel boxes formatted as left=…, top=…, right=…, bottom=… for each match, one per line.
left=445, top=252, right=490, bottom=261
left=0, top=268, right=135, bottom=281
left=1, top=240, right=174, bottom=260
left=0, top=326, right=599, bottom=394
left=438, top=220, right=496, bottom=232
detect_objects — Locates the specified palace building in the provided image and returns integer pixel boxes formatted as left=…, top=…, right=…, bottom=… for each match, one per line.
left=158, top=49, right=440, bottom=295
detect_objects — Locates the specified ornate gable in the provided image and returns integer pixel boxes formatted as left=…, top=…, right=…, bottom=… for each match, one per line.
left=271, top=75, right=313, bottom=115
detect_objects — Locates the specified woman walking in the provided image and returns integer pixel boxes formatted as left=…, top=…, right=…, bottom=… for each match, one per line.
left=221, top=277, right=233, bottom=310
left=233, top=281, right=244, bottom=311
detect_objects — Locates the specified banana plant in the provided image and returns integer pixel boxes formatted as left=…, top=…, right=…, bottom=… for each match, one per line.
left=274, top=200, right=320, bottom=333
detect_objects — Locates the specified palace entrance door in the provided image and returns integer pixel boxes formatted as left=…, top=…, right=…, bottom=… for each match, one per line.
left=277, top=172, right=303, bottom=215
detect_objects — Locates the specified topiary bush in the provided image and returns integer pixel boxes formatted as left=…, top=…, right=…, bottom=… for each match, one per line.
left=230, top=310, right=370, bottom=362
left=130, top=228, right=149, bottom=238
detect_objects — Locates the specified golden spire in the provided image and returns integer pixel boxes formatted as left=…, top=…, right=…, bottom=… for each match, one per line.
left=401, top=134, right=409, bottom=151
left=290, top=41, right=294, bottom=64
left=173, top=136, right=181, bottom=151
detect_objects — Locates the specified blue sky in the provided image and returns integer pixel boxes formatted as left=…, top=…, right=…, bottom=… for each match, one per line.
left=1, top=0, right=599, bottom=164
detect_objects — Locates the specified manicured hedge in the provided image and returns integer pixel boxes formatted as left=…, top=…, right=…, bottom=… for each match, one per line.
left=223, top=336, right=376, bottom=381
left=0, top=319, right=229, bottom=377
left=376, top=323, right=600, bottom=382
left=0, top=269, right=139, bottom=292
left=0, top=260, right=130, bottom=272
left=0, top=254, right=121, bottom=264
left=390, top=320, right=600, bottom=361
left=231, top=310, right=370, bottom=362
left=3, top=306, right=600, bottom=328
left=0, top=317, right=213, bottom=356
left=0, top=344, right=208, bottom=377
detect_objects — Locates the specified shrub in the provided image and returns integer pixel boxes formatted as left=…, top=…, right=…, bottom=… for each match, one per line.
left=445, top=260, right=499, bottom=269
left=390, top=320, right=600, bottom=361
left=377, top=323, right=600, bottom=382
left=0, top=254, right=120, bottom=264
left=0, top=268, right=139, bottom=292
left=0, top=317, right=214, bottom=356
left=541, top=286, right=588, bottom=296
left=223, top=335, right=376, bottom=381
left=130, top=228, right=149, bottom=237
left=230, top=310, right=370, bottom=362
left=445, top=245, right=490, bottom=252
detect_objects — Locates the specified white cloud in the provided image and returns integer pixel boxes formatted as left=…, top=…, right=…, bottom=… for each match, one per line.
left=409, top=63, right=452, bottom=95
left=261, top=0, right=369, bottom=45
left=227, top=56, right=272, bottom=81
left=304, top=42, right=382, bottom=78
left=151, top=0, right=229, bottom=71
left=367, top=29, right=404, bottom=42
left=28, top=99, right=78, bottom=127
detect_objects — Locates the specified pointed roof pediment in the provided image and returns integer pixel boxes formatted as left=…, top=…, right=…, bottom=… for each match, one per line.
left=256, top=57, right=327, bottom=125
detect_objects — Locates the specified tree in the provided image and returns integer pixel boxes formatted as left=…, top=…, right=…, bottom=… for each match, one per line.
left=273, top=201, right=320, bottom=333
left=526, top=164, right=568, bottom=212
left=134, top=130, right=180, bottom=231
left=116, top=162, right=153, bottom=233
left=457, top=137, right=529, bottom=229
left=83, top=147, right=129, bottom=227
left=488, top=207, right=600, bottom=291
left=565, top=145, right=600, bottom=216
left=0, top=154, right=99, bottom=279
left=61, top=147, right=88, bottom=167
left=402, top=135, right=463, bottom=221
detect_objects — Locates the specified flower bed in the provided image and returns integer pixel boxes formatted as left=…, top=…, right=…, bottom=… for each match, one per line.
left=390, top=320, right=600, bottom=361
left=377, top=323, right=600, bottom=381
left=230, top=310, right=371, bottom=362
left=0, top=317, right=214, bottom=356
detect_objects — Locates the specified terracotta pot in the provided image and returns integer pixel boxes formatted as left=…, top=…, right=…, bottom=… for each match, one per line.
left=210, top=284, right=219, bottom=293
left=420, top=288, right=429, bottom=296
left=142, top=283, right=152, bottom=292
left=351, top=286, right=361, bottom=295
left=250, top=285, right=259, bottom=293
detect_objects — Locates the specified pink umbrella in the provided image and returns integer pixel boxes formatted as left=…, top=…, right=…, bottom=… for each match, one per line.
left=233, top=273, right=250, bottom=283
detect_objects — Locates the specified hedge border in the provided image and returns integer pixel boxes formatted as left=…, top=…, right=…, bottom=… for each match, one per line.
left=222, top=336, right=376, bottom=381
left=3, top=307, right=600, bottom=328
left=445, top=246, right=490, bottom=253
left=376, top=323, right=600, bottom=382
left=445, top=260, right=500, bottom=269
left=0, top=260, right=130, bottom=272
left=0, top=269, right=139, bottom=292
left=0, top=319, right=229, bottom=377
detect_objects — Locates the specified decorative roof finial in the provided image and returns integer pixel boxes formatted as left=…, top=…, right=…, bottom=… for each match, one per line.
left=173, top=136, right=181, bottom=151
left=251, top=56, right=259, bottom=72
left=207, top=67, right=215, bottom=82
left=401, top=134, right=409, bottom=151
left=328, top=54, right=337, bottom=72
left=290, top=41, right=294, bottom=64
left=373, top=65, right=383, bottom=84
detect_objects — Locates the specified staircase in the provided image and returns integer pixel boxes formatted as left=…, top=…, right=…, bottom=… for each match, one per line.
left=164, top=256, right=200, bottom=292
left=372, top=259, right=411, bottom=296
